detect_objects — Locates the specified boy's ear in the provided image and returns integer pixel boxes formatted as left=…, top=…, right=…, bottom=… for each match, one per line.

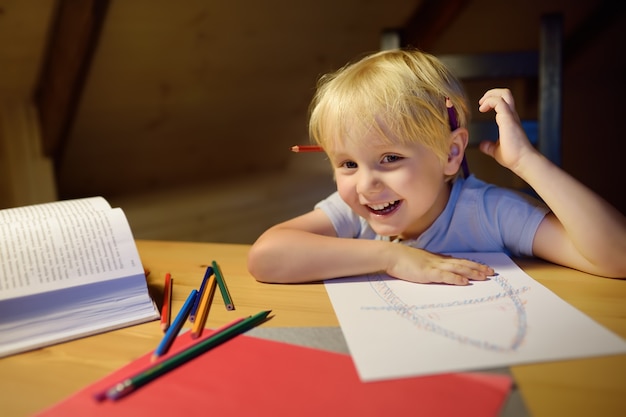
left=444, top=128, right=469, bottom=176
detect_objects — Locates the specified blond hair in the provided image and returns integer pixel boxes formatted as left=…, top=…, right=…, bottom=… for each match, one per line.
left=309, top=48, right=469, bottom=164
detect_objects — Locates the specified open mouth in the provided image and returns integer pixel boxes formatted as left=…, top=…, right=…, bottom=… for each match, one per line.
left=366, top=200, right=401, bottom=215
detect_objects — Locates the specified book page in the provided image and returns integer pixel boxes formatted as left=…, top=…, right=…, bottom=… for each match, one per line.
left=0, top=201, right=143, bottom=299
left=0, top=197, right=111, bottom=222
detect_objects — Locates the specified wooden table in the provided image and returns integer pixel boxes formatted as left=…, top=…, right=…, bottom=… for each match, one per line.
left=1, top=240, right=624, bottom=416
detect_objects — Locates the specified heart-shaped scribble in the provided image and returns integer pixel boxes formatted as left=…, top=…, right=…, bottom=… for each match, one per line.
left=364, top=274, right=530, bottom=352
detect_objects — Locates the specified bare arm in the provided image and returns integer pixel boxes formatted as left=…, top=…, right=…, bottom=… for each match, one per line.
left=478, top=89, right=626, bottom=278
left=247, top=209, right=493, bottom=284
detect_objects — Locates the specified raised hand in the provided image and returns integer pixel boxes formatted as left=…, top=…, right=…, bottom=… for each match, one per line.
left=477, top=88, right=539, bottom=172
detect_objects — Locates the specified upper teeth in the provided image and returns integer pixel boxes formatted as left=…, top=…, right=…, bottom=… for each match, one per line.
left=369, top=201, right=394, bottom=210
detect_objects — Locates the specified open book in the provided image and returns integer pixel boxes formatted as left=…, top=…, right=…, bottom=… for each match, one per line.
left=0, top=197, right=159, bottom=358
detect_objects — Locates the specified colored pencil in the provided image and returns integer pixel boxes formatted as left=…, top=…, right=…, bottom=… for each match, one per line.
left=290, top=145, right=323, bottom=153
left=105, top=310, right=272, bottom=401
left=94, top=317, right=248, bottom=402
left=212, top=260, right=234, bottom=310
left=151, top=289, right=198, bottom=361
left=190, top=274, right=217, bottom=339
left=446, top=97, right=458, bottom=131
left=160, top=273, right=173, bottom=332
left=189, top=266, right=213, bottom=323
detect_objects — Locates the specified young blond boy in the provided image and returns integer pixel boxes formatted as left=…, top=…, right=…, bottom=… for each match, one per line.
left=248, top=49, right=626, bottom=284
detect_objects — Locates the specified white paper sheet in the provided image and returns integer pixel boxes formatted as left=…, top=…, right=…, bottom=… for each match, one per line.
left=324, top=252, right=626, bottom=382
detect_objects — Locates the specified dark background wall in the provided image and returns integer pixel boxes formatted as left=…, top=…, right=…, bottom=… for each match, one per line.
left=1, top=0, right=624, bottom=218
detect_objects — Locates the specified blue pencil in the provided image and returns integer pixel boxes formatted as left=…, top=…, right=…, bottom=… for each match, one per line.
left=189, top=266, right=213, bottom=323
left=152, top=289, right=198, bottom=361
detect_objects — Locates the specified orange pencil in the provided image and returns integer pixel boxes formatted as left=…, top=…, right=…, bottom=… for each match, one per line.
left=290, top=145, right=323, bottom=153
left=190, top=274, right=217, bottom=338
left=160, top=273, right=173, bottom=332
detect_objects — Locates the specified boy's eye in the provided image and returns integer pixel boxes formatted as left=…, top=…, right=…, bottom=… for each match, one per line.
left=341, top=161, right=358, bottom=169
left=382, top=154, right=402, bottom=163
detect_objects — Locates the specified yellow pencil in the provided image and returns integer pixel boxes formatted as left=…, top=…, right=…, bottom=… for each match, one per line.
left=190, top=274, right=217, bottom=338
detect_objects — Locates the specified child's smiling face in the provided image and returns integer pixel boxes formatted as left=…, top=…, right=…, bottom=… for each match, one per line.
left=327, top=127, right=453, bottom=240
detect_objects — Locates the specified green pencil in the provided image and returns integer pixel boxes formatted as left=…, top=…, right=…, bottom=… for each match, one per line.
left=212, top=260, right=235, bottom=310
left=104, top=310, right=271, bottom=401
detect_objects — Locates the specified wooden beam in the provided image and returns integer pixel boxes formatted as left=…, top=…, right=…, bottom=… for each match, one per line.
left=400, top=0, right=470, bottom=49
left=437, top=51, right=539, bottom=79
left=0, top=101, right=58, bottom=207
left=34, top=0, right=110, bottom=161
left=563, top=0, right=626, bottom=65
left=538, top=13, right=563, bottom=166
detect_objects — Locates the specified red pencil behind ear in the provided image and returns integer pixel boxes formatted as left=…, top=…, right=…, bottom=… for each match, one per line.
left=291, top=145, right=323, bottom=153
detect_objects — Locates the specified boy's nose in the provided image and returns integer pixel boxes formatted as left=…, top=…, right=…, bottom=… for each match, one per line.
left=356, top=170, right=383, bottom=195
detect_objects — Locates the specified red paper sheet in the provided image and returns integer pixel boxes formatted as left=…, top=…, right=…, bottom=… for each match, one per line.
left=36, top=331, right=512, bottom=417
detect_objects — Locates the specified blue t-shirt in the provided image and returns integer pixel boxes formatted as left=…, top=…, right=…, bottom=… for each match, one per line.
left=314, top=175, right=550, bottom=257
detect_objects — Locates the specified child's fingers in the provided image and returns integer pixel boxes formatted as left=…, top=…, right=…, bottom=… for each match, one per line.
left=479, top=96, right=522, bottom=128
left=433, top=272, right=470, bottom=286
left=394, top=248, right=494, bottom=286
left=491, top=88, right=516, bottom=110
left=479, top=88, right=517, bottom=114
left=427, top=258, right=494, bottom=286
left=450, top=259, right=494, bottom=281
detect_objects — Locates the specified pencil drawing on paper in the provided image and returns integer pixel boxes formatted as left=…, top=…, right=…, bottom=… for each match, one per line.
left=362, top=274, right=530, bottom=352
